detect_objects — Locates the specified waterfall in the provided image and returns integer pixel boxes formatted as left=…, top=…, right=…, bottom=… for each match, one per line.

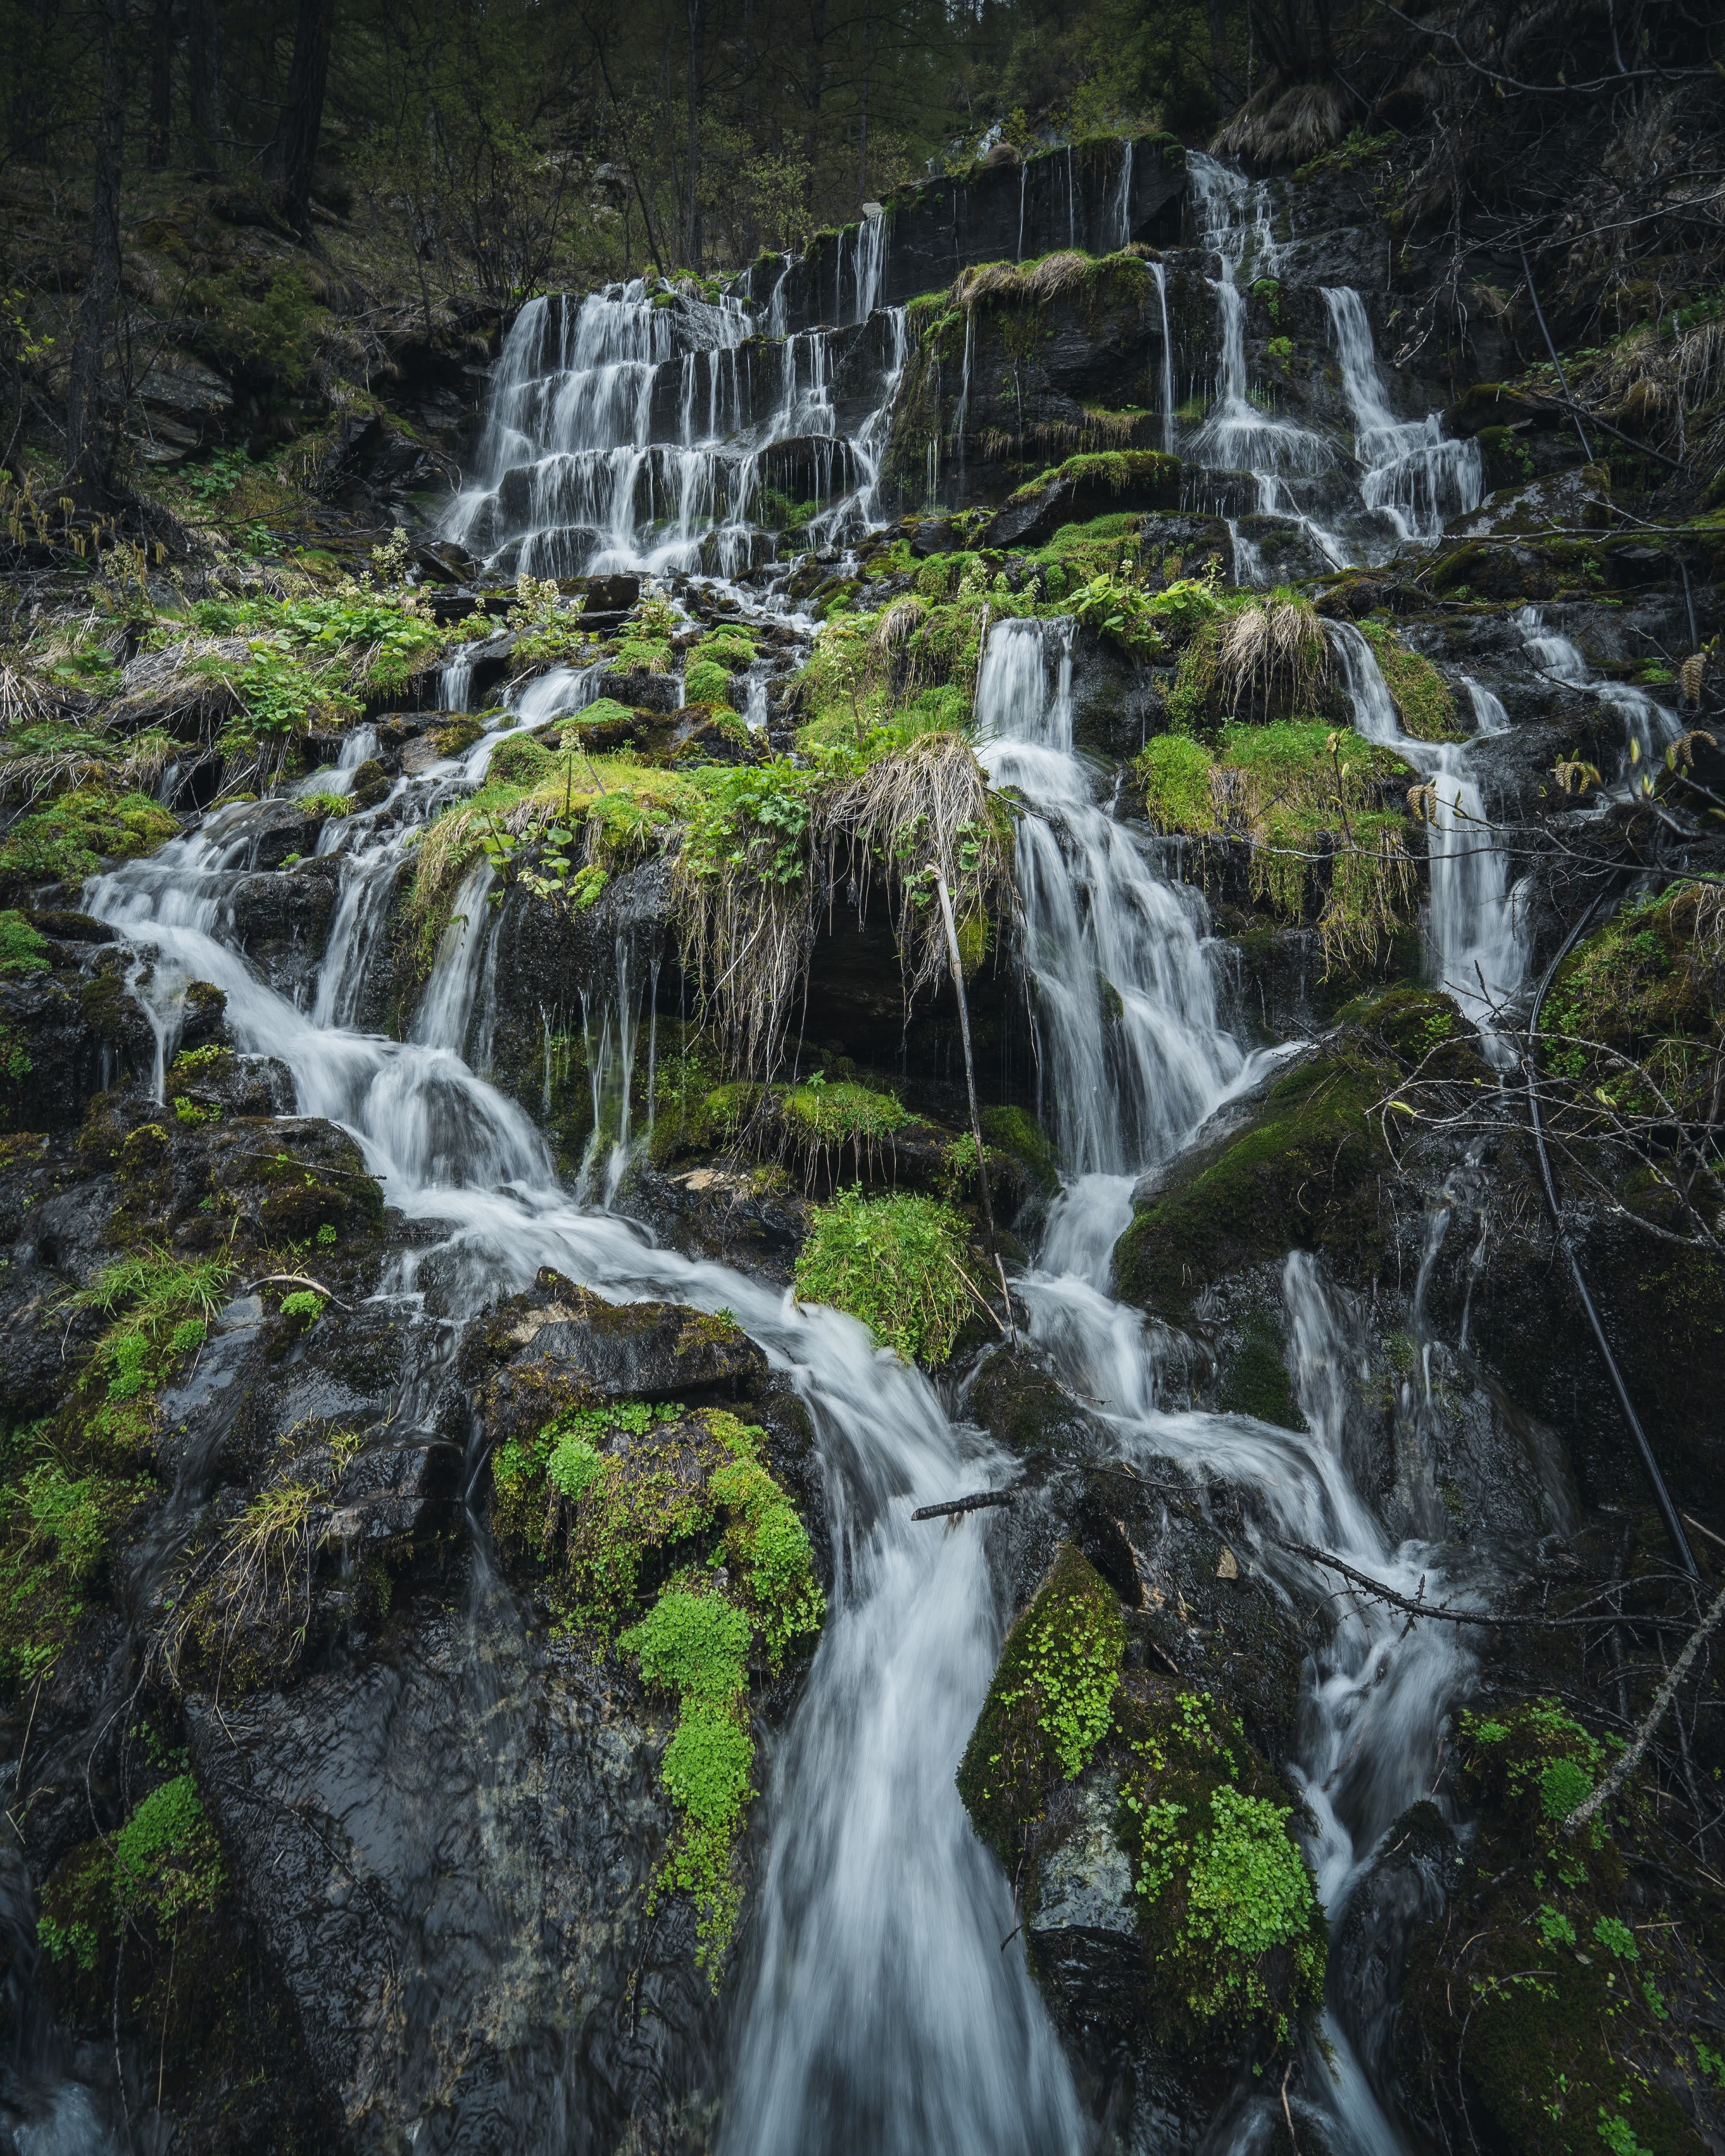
left=1186, top=155, right=1347, bottom=572
left=446, top=269, right=906, bottom=581
left=1328, top=622, right=1529, bottom=1059
left=1148, top=259, right=1175, bottom=455
left=1322, top=287, right=1482, bottom=542
left=974, top=617, right=1253, bottom=1187
left=1113, top=136, right=1134, bottom=247
left=1514, top=604, right=1680, bottom=786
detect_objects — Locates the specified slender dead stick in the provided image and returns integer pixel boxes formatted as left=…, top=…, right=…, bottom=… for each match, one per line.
left=1564, top=1573, right=1725, bottom=1836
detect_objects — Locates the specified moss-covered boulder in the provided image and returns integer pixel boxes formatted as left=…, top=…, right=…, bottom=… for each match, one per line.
left=1112, top=1046, right=1394, bottom=1321
left=957, top=1545, right=1126, bottom=1866
left=1398, top=1698, right=1723, bottom=2156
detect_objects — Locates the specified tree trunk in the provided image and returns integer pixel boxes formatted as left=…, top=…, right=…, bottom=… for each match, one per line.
left=857, top=0, right=869, bottom=201
left=1209, top=0, right=1236, bottom=118
left=187, top=0, right=220, bottom=168
left=270, top=0, right=336, bottom=237
left=685, top=0, right=703, bottom=271
left=64, top=0, right=128, bottom=494
left=147, top=0, right=173, bottom=168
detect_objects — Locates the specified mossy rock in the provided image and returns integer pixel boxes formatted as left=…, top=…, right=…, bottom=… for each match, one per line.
left=1214, top=1311, right=1304, bottom=1430
left=980, top=1103, right=1061, bottom=1192
left=487, top=731, right=554, bottom=787
left=1356, top=622, right=1465, bottom=742
left=1397, top=1698, right=1718, bottom=2156
left=1112, top=1046, right=1394, bottom=1320
left=431, top=717, right=485, bottom=759
left=1335, top=984, right=1483, bottom=1080
left=969, top=1349, right=1095, bottom=1459
left=957, top=1544, right=1125, bottom=1867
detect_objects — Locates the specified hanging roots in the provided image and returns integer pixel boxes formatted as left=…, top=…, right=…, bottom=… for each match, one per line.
left=1214, top=596, right=1327, bottom=722
left=831, top=731, right=1014, bottom=1008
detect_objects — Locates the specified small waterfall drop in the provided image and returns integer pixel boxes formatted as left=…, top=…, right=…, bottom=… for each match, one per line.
left=1328, top=622, right=1529, bottom=1058
left=975, top=616, right=1251, bottom=1184
left=1322, top=286, right=1482, bottom=542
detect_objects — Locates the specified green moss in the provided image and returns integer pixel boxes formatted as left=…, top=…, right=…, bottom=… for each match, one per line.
left=0, top=785, right=177, bottom=895
left=0, top=910, right=51, bottom=976
left=0, top=1450, right=137, bottom=1689
left=980, top=1104, right=1060, bottom=1192
left=684, top=657, right=735, bottom=705
left=794, top=1187, right=975, bottom=1366
left=1113, top=1051, right=1391, bottom=1318
left=1358, top=622, right=1464, bottom=741
left=113, top=1774, right=224, bottom=1923
left=496, top=1396, right=822, bottom=1975
left=486, top=732, right=553, bottom=787
left=1134, top=722, right=1416, bottom=973
left=783, top=1078, right=910, bottom=1146
left=956, top=1545, right=1125, bottom=1865
left=1009, top=449, right=1179, bottom=507
left=1543, top=886, right=1721, bottom=1123
left=1399, top=1701, right=1707, bottom=2156
left=1216, top=1314, right=1304, bottom=1430
left=1113, top=1687, right=1326, bottom=2051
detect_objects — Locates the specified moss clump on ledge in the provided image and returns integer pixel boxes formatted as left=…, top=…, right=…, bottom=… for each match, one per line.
left=956, top=1544, right=1126, bottom=1865
left=793, top=1186, right=976, bottom=1365
left=1115, top=1687, right=1327, bottom=2051
left=1112, top=1049, right=1392, bottom=1319
left=1135, top=720, right=1416, bottom=973
left=1357, top=621, right=1465, bottom=741
left=1009, top=450, right=1180, bottom=507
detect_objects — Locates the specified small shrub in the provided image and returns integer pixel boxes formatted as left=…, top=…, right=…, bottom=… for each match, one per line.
left=112, top=1774, right=224, bottom=1923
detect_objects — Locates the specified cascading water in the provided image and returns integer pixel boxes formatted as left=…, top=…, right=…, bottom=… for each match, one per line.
left=1328, top=620, right=1530, bottom=1057
left=1322, top=287, right=1482, bottom=544
left=446, top=268, right=907, bottom=581
left=1515, top=602, right=1681, bottom=786
left=965, top=620, right=1482, bottom=2154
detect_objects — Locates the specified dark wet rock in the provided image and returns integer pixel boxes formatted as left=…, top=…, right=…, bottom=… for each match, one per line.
left=227, top=860, right=338, bottom=983
left=982, top=456, right=1182, bottom=551
left=476, top=1276, right=769, bottom=1442
left=0, top=959, right=153, bottom=1134
left=598, top=667, right=682, bottom=713
left=328, top=1436, right=465, bottom=1552
left=178, top=977, right=234, bottom=1052
left=166, top=1044, right=296, bottom=1121
left=968, top=1348, right=1101, bottom=1461
left=185, top=1599, right=720, bottom=2156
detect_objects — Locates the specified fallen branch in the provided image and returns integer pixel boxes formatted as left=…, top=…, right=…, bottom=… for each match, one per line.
left=1281, top=1540, right=1508, bottom=1625
left=1564, top=1572, right=1725, bottom=1837
left=239, top=1272, right=352, bottom=1313
left=911, top=1490, right=1014, bottom=1522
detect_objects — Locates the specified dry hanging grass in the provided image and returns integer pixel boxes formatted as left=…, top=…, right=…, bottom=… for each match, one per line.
left=1214, top=597, right=1327, bottom=722
left=830, top=731, right=1012, bottom=1008
left=1213, top=81, right=1351, bottom=167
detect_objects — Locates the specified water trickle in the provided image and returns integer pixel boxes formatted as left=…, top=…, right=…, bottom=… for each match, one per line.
left=1514, top=603, right=1679, bottom=786
left=1148, top=259, right=1175, bottom=455
left=1113, top=136, right=1134, bottom=248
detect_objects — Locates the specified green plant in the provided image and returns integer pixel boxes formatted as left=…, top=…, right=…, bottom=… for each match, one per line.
left=684, top=658, right=735, bottom=706
left=112, top=1774, right=224, bottom=1923
left=956, top=1545, right=1124, bottom=1862
left=278, top=1290, right=324, bottom=1321
left=793, top=1187, right=975, bottom=1365
left=0, top=910, right=49, bottom=976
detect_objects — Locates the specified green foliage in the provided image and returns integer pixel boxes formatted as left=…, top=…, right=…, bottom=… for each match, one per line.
left=298, top=789, right=355, bottom=820
left=956, top=1545, right=1124, bottom=1863
left=1542, top=885, right=1723, bottom=1127
left=278, top=1290, right=324, bottom=1320
left=68, top=1246, right=235, bottom=1443
left=979, top=1103, right=1060, bottom=1190
left=486, top=732, right=554, bottom=787
left=0, top=910, right=49, bottom=975
left=1116, top=1689, right=1327, bottom=2050
left=1009, top=449, right=1178, bottom=505
left=186, top=264, right=324, bottom=393
left=680, top=759, right=821, bottom=887
left=783, top=1077, right=910, bottom=1146
left=0, top=1451, right=136, bottom=1687
left=112, top=1775, right=224, bottom=1924
left=491, top=1390, right=825, bottom=1977
left=793, top=1186, right=974, bottom=1365
left=1358, top=622, right=1463, bottom=741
